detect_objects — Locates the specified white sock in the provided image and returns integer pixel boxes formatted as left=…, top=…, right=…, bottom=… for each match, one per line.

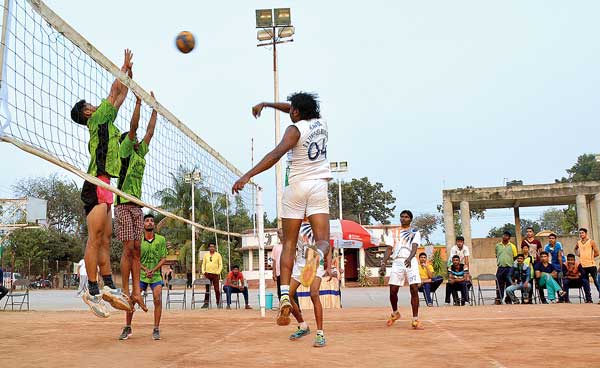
left=300, top=321, right=308, bottom=330
left=280, top=285, right=290, bottom=296
left=317, top=330, right=324, bottom=336
left=393, top=310, right=398, bottom=314
left=412, top=316, right=418, bottom=322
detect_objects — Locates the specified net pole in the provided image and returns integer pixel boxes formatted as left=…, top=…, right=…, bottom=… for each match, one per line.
left=209, top=189, right=219, bottom=253
left=225, top=193, right=231, bottom=272
left=0, top=0, right=11, bottom=136
left=256, top=187, right=266, bottom=318
left=191, top=179, right=196, bottom=284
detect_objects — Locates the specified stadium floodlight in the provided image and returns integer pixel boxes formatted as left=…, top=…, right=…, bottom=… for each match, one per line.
left=274, top=8, right=292, bottom=26
left=257, top=29, right=274, bottom=42
left=278, top=26, right=295, bottom=39
left=255, top=9, right=273, bottom=28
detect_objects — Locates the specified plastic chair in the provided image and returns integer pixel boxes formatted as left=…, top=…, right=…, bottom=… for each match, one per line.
left=166, top=278, right=187, bottom=310
left=3, top=279, right=30, bottom=311
left=191, top=278, right=211, bottom=309
left=476, top=274, right=499, bottom=305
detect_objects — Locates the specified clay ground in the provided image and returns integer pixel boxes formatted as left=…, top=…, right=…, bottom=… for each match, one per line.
left=3, top=304, right=600, bottom=368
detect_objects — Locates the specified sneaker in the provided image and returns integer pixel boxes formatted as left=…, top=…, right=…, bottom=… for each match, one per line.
left=386, top=311, right=401, bottom=327
left=512, top=299, right=520, bottom=305
left=313, top=334, right=326, bottom=348
left=152, top=328, right=161, bottom=340
left=585, top=300, right=593, bottom=304
left=289, top=327, right=311, bottom=340
left=426, top=303, right=433, bottom=307
left=411, top=320, right=425, bottom=330
left=245, top=305, right=252, bottom=310
left=118, top=326, right=132, bottom=340
left=550, top=299, right=557, bottom=304
left=277, top=295, right=292, bottom=326
left=101, top=286, right=132, bottom=312
left=558, top=290, right=566, bottom=298
left=82, top=291, right=110, bottom=318
left=201, top=304, right=209, bottom=309
left=226, top=305, right=231, bottom=310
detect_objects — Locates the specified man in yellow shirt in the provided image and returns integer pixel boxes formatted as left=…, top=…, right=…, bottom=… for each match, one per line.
left=201, top=242, right=223, bottom=308
left=417, top=252, right=442, bottom=307
left=575, top=228, right=600, bottom=301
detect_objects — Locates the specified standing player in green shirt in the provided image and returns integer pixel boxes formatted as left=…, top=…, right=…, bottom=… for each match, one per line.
left=119, top=214, right=167, bottom=341
left=115, top=91, right=157, bottom=312
left=70, top=49, right=134, bottom=317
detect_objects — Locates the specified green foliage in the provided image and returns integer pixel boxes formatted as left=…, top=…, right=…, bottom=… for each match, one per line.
left=431, top=249, right=444, bottom=276
left=413, top=213, right=441, bottom=244
left=487, top=219, right=541, bottom=238
left=329, top=177, right=396, bottom=225
left=12, top=174, right=85, bottom=235
left=540, top=207, right=577, bottom=235
left=557, top=154, right=600, bottom=183
left=358, top=266, right=372, bottom=287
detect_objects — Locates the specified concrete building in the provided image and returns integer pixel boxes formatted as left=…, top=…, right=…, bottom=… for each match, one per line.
left=442, top=181, right=600, bottom=276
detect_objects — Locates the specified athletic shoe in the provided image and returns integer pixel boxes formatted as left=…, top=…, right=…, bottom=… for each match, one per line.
left=313, top=334, right=326, bottom=348
left=289, top=327, right=311, bottom=340
left=411, top=320, right=425, bottom=330
left=558, top=290, right=566, bottom=298
left=585, top=300, right=593, bottom=304
left=549, top=299, right=557, bottom=304
left=426, top=303, right=433, bottom=307
left=386, top=311, right=401, bottom=327
left=245, top=305, right=252, bottom=310
left=101, top=286, right=132, bottom=312
left=82, top=290, right=110, bottom=318
left=118, top=326, right=132, bottom=340
left=152, top=328, right=161, bottom=340
left=277, top=295, right=292, bottom=326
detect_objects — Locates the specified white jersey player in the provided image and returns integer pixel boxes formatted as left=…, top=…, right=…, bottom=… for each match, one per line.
left=232, top=93, right=332, bottom=345
left=380, top=210, right=424, bottom=330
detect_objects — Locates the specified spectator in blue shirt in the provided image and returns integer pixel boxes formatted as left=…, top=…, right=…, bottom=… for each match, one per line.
left=534, top=251, right=566, bottom=303
left=444, top=256, right=469, bottom=306
left=544, top=233, right=565, bottom=273
left=506, top=254, right=531, bottom=304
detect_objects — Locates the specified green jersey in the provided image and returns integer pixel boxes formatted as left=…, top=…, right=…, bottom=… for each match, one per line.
left=116, top=135, right=149, bottom=205
left=140, top=234, right=167, bottom=284
left=86, top=99, right=121, bottom=178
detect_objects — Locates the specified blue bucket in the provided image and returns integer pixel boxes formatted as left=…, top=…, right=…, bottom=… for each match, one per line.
left=259, top=292, right=274, bottom=310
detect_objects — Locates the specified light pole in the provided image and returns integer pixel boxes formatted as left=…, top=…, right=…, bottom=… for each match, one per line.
left=184, top=170, right=201, bottom=283
left=330, top=161, right=348, bottom=287
left=256, top=8, right=294, bottom=229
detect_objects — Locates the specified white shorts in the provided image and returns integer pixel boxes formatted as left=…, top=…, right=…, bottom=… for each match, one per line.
left=389, top=258, right=421, bottom=286
left=292, top=261, right=326, bottom=283
left=282, top=179, right=329, bottom=219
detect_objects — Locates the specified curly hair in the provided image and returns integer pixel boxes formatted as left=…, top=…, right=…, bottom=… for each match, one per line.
left=287, top=92, right=320, bottom=120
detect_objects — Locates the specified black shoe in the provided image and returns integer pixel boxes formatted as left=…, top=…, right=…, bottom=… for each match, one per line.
left=201, top=304, right=209, bottom=309
left=494, top=299, right=502, bottom=305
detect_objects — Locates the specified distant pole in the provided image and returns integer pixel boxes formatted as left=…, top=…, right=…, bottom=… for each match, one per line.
left=257, top=188, right=266, bottom=317
left=273, top=28, right=283, bottom=230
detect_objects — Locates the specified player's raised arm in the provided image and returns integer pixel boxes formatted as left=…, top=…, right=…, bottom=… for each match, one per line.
left=252, top=102, right=291, bottom=118
left=107, top=49, right=133, bottom=110
left=127, top=94, right=141, bottom=140
left=232, top=124, right=300, bottom=194
left=143, top=91, right=158, bottom=145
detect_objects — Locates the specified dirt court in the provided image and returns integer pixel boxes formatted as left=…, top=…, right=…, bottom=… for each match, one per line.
left=2, top=304, right=600, bottom=368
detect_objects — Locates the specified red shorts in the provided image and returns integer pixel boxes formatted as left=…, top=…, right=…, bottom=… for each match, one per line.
left=81, top=175, right=113, bottom=215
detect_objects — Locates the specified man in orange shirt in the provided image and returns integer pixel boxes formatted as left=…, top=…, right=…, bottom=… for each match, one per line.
left=223, top=265, right=251, bottom=310
left=574, top=228, right=600, bottom=301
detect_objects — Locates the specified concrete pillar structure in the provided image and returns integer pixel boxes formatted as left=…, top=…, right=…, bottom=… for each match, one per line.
left=248, top=249, right=253, bottom=271
left=359, top=248, right=366, bottom=270
left=594, top=194, right=600, bottom=240
left=514, top=207, right=522, bottom=247
left=460, top=201, right=472, bottom=250
left=576, top=194, right=590, bottom=231
left=443, top=197, right=455, bottom=253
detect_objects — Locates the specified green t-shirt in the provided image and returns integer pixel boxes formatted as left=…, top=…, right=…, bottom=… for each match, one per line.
left=140, top=234, right=167, bottom=284
left=116, top=135, right=149, bottom=205
left=86, top=99, right=121, bottom=178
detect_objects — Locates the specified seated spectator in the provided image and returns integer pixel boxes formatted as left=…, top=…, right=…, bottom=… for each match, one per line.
left=562, top=253, right=592, bottom=303
left=544, top=233, right=565, bottom=273
left=506, top=254, right=532, bottom=304
left=223, top=265, right=251, bottom=310
left=521, top=244, right=541, bottom=303
left=534, top=251, right=566, bottom=303
left=417, top=252, right=443, bottom=307
left=445, top=255, right=469, bottom=306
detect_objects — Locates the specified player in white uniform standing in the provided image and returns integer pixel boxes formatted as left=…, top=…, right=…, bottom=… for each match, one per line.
left=232, top=92, right=332, bottom=329
left=380, top=210, right=424, bottom=330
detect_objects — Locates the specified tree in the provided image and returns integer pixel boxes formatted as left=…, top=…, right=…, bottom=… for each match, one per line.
left=557, top=154, right=600, bottom=183
left=12, top=174, right=85, bottom=235
left=412, top=213, right=441, bottom=244
left=329, top=177, right=396, bottom=225
left=487, top=219, right=541, bottom=238
left=539, top=208, right=576, bottom=235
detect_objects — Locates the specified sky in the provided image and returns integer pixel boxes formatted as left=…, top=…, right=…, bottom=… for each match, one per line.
left=1, top=0, right=600, bottom=243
